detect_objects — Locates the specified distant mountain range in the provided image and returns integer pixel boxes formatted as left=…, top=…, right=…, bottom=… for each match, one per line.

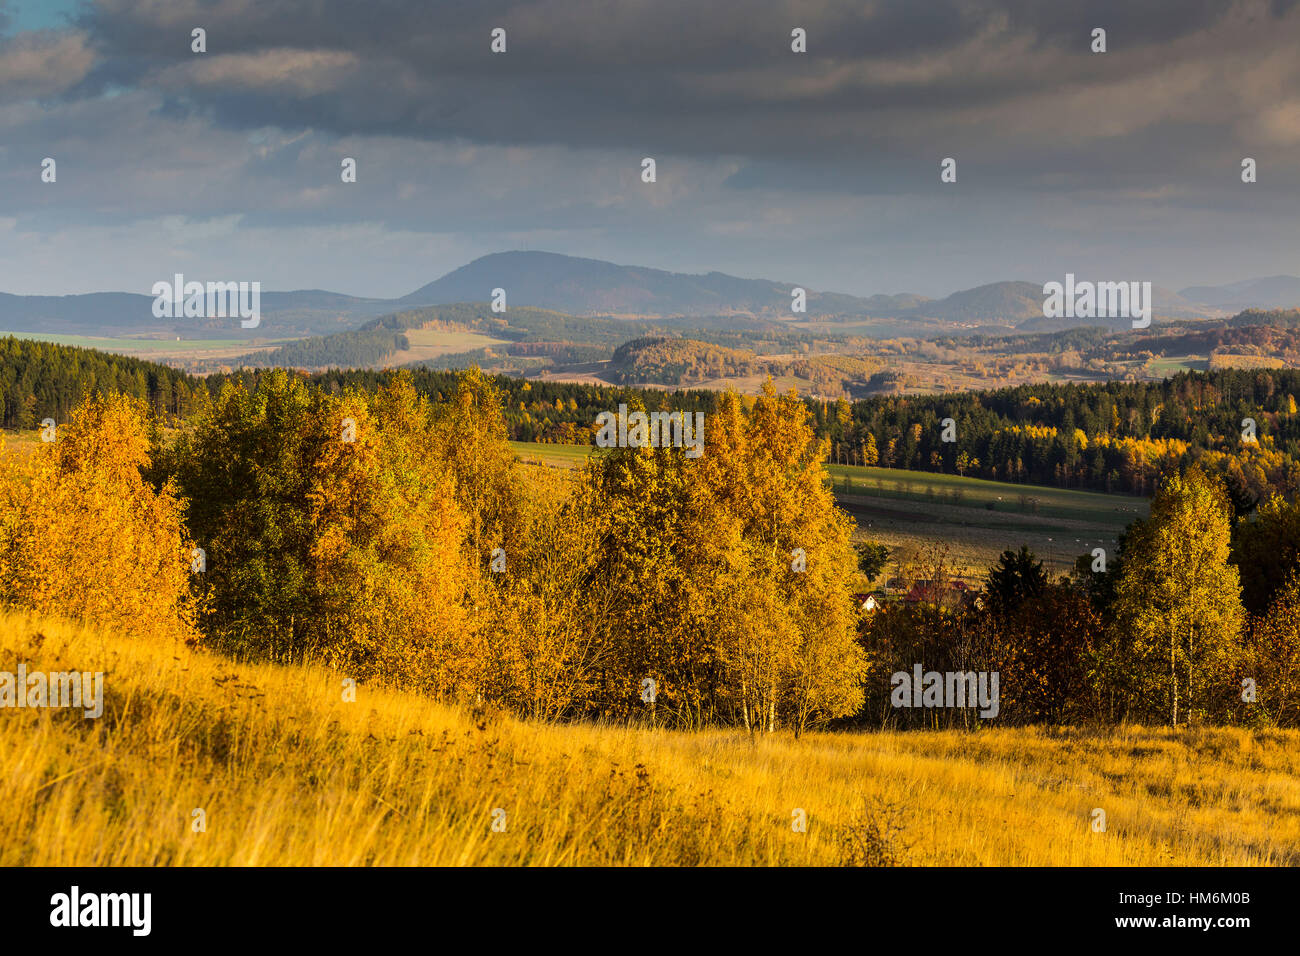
left=1178, top=276, right=1300, bottom=312
left=1, top=251, right=1297, bottom=339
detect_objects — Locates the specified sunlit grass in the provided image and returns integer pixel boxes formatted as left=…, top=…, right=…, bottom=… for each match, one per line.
left=2, top=611, right=1295, bottom=866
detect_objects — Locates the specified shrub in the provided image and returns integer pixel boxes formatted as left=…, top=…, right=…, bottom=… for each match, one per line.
left=0, top=393, right=196, bottom=640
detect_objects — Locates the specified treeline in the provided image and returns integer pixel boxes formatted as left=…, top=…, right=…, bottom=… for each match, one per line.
left=243, top=364, right=1300, bottom=500
left=0, top=336, right=205, bottom=427
left=9, top=338, right=1300, bottom=503
left=236, top=327, right=410, bottom=369
left=301, top=366, right=717, bottom=444
left=1229, top=308, right=1300, bottom=329
left=608, top=336, right=878, bottom=393
left=813, top=369, right=1300, bottom=500
left=1130, top=325, right=1300, bottom=360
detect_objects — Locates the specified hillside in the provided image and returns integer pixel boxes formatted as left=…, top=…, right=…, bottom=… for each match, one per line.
left=909, top=281, right=1044, bottom=324
left=398, top=250, right=877, bottom=317
left=1182, top=276, right=1300, bottom=312
left=5, top=609, right=1294, bottom=866
left=232, top=305, right=865, bottom=382
left=608, top=336, right=764, bottom=384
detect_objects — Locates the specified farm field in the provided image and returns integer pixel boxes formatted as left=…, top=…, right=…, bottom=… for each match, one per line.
left=4, top=610, right=1294, bottom=867
left=508, top=441, right=1148, bottom=578
left=508, top=440, right=599, bottom=468
left=1143, top=354, right=1209, bottom=377
left=1208, top=353, right=1288, bottom=371
left=0, top=331, right=297, bottom=363
left=825, top=463, right=1147, bottom=578
left=379, top=327, right=512, bottom=368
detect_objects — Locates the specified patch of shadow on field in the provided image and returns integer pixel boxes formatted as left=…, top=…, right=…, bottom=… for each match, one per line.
left=835, top=499, right=931, bottom=523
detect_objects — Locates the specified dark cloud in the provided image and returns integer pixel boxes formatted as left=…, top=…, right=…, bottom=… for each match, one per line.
left=1, top=0, right=1300, bottom=297
left=46, top=0, right=1300, bottom=189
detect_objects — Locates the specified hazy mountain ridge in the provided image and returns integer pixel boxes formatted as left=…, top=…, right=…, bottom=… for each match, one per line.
left=398, top=250, right=879, bottom=317
left=1180, top=276, right=1300, bottom=312
left=1, top=251, right=1296, bottom=339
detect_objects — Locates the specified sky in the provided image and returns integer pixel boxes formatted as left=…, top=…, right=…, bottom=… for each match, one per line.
left=2, top=0, right=1300, bottom=299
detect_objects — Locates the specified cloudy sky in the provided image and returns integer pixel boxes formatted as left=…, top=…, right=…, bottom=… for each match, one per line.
left=2, top=0, right=1300, bottom=299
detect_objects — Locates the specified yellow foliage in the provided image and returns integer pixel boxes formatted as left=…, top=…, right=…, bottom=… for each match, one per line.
left=0, top=393, right=196, bottom=641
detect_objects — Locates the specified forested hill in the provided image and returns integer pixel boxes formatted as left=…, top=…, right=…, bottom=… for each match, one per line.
left=4, top=335, right=1300, bottom=503
left=0, top=336, right=205, bottom=426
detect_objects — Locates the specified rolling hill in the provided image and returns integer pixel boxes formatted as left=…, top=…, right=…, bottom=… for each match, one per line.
left=1181, top=276, right=1300, bottom=312
left=398, top=250, right=880, bottom=317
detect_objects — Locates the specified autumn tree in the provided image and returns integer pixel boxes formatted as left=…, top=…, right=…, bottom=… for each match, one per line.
left=1107, top=467, right=1244, bottom=725
left=474, top=465, right=612, bottom=720
left=430, top=367, right=525, bottom=568
left=856, top=541, right=889, bottom=582
left=701, top=385, right=868, bottom=734
left=578, top=408, right=741, bottom=727
left=979, top=583, right=1100, bottom=724
left=168, top=370, right=471, bottom=688
left=578, top=384, right=867, bottom=733
left=0, top=393, right=196, bottom=640
left=862, top=433, right=879, bottom=466
left=1237, top=572, right=1300, bottom=727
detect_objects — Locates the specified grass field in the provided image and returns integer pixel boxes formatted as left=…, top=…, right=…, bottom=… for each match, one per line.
left=1143, top=354, right=1209, bottom=377
left=826, top=463, right=1146, bottom=578
left=507, top=442, right=1148, bottom=578
left=508, top=440, right=599, bottom=468
left=379, top=328, right=512, bottom=369
left=0, top=331, right=297, bottom=362
left=0, top=429, right=42, bottom=458
left=3, top=610, right=1295, bottom=866
left=1208, top=353, right=1288, bottom=371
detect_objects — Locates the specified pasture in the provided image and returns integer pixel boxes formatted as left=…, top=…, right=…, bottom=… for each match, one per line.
left=3, top=610, right=1293, bottom=866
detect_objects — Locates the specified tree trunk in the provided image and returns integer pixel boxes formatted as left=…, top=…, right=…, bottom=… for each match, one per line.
left=1169, top=629, right=1178, bottom=727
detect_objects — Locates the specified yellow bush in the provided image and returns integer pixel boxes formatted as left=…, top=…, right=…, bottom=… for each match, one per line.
left=0, top=393, right=196, bottom=641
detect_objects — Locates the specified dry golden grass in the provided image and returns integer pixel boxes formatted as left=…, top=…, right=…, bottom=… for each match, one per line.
left=2, top=610, right=1297, bottom=866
